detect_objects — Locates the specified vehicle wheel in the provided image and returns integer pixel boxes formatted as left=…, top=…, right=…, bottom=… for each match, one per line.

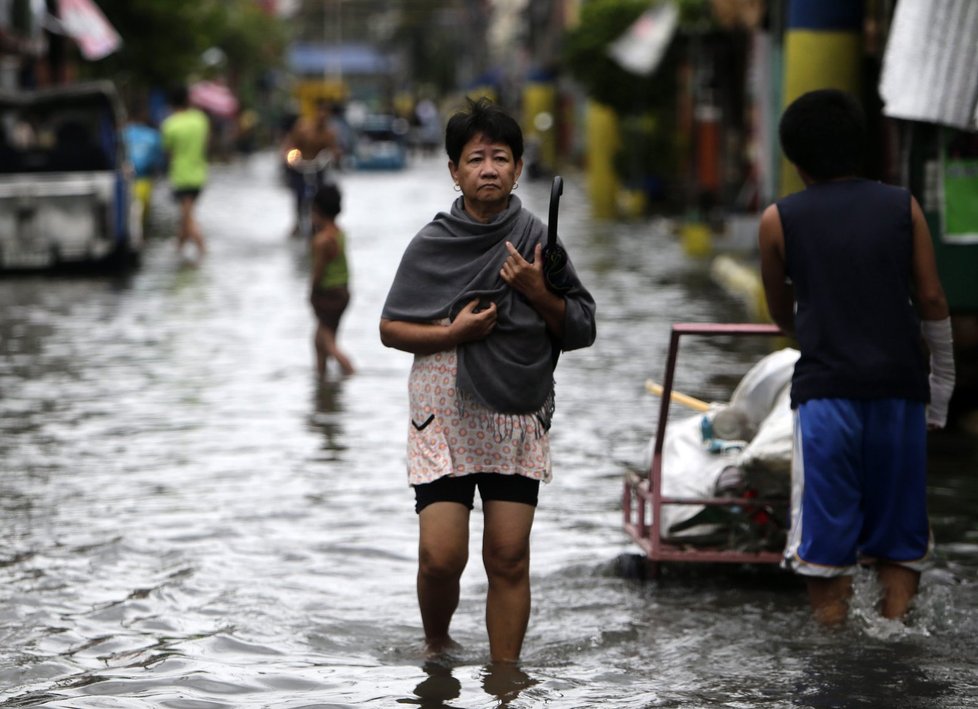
left=104, top=243, right=140, bottom=271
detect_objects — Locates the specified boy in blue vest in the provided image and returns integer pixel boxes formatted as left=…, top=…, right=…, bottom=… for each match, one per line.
left=758, top=88, right=955, bottom=625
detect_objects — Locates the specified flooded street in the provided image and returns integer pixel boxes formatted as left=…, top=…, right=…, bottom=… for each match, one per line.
left=1, top=152, right=977, bottom=708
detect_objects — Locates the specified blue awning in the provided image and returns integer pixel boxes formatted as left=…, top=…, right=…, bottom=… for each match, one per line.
left=287, top=43, right=392, bottom=77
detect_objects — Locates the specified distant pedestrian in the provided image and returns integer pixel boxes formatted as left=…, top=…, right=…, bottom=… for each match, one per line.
left=162, top=85, right=209, bottom=259
left=281, top=100, right=341, bottom=236
left=309, top=183, right=354, bottom=378
left=124, top=104, right=163, bottom=229
left=380, top=97, right=596, bottom=663
left=758, top=88, right=955, bottom=625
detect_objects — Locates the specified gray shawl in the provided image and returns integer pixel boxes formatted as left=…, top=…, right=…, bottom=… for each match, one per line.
left=382, top=195, right=596, bottom=415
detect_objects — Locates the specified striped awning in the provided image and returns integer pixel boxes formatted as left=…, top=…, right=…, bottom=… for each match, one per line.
left=879, top=0, right=978, bottom=131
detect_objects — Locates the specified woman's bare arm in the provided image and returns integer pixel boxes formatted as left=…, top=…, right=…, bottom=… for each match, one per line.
left=380, top=299, right=497, bottom=355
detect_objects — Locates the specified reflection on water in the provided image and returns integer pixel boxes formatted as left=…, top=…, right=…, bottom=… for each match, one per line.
left=794, top=642, right=949, bottom=708
left=0, top=152, right=976, bottom=707
left=309, top=381, right=346, bottom=456
left=480, top=662, right=539, bottom=706
left=405, top=661, right=463, bottom=707
left=396, top=661, right=538, bottom=708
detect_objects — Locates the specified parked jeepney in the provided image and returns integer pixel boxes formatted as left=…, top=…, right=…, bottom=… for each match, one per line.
left=0, top=81, right=142, bottom=269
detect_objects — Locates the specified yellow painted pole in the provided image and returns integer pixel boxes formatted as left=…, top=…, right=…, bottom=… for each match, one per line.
left=779, top=1, right=863, bottom=197
left=586, top=100, right=620, bottom=219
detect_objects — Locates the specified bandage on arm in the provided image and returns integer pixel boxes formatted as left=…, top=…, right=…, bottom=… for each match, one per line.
left=921, top=317, right=955, bottom=428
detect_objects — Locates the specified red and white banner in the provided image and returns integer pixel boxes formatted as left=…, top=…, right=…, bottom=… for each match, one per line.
left=57, top=0, right=122, bottom=61
left=607, top=2, right=679, bottom=77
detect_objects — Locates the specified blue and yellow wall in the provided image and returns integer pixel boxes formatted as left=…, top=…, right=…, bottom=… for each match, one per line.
left=779, top=0, right=863, bottom=197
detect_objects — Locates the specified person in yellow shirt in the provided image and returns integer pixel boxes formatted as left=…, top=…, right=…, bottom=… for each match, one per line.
left=162, top=85, right=209, bottom=259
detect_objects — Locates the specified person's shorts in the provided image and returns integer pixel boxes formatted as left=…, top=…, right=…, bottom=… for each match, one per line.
left=134, top=178, right=153, bottom=207
left=310, top=286, right=350, bottom=331
left=172, top=187, right=202, bottom=202
left=285, top=165, right=304, bottom=198
left=285, top=165, right=328, bottom=202
left=783, top=397, right=930, bottom=577
left=413, top=473, right=540, bottom=514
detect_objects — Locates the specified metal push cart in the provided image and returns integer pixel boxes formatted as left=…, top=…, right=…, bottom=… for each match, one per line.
left=623, top=322, right=787, bottom=574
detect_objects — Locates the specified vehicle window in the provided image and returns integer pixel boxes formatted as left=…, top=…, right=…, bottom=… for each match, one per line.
left=0, top=103, right=112, bottom=173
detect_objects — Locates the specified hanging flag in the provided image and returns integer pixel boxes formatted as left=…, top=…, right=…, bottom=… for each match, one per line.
left=607, top=2, right=679, bottom=76
left=57, top=0, right=122, bottom=61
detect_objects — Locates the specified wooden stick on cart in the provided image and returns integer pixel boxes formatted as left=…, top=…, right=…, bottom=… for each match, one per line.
left=644, top=379, right=711, bottom=412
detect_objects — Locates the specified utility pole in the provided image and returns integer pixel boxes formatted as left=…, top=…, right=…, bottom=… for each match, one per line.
left=779, top=0, right=863, bottom=196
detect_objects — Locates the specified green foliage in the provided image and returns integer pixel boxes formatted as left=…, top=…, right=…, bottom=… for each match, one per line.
left=565, top=0, right=690, bottom=196
left=391, top=0, right=469, bottom=96
left=613, top=112, right=675, bottom=189
left=674, top=0, right=714, bottom=28
left=563, top=0, right=679, bottom=116
left=79, top=0, right=286, bottom=103
left=80, top=0, right=209, bottom=87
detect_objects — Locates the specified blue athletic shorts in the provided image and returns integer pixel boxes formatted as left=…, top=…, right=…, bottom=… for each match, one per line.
left=413, top=473, right=540, bottom=514
left=784, top=398, right=930, bottom=577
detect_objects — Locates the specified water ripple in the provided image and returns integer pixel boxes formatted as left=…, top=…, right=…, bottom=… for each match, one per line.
left=0, top=153, right=976, bottom=707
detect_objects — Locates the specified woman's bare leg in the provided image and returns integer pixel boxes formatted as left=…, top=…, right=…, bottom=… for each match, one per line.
left=418, top=502, right=470, bottom=655
left=483, top=500, right=535, bottom=662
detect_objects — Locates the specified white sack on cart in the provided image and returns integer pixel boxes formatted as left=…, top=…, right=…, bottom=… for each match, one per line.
left=639, top=348, right=799, bottom=539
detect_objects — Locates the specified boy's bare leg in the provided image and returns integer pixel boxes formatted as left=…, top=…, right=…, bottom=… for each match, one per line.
left=877, top=563, right=919, bottom=619
left=806, top=575, right=852, bottom=626
left=177, top=196, right=205, bottom=257
left=189, top=218, right=205, bottom=256
left=418, top=502, right=470, bottom=655
left=316, top=326, right=354, bottom=376
left=483, top=499, right=535, bottom=663
left=176, top=197, right=190, bottom=250
left=177, top=197, right=197, bottom=253
left=314, top=326, right=328, bottom=379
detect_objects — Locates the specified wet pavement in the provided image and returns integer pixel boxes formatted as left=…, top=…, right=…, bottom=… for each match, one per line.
left=0, top=151, right=977, bottom=708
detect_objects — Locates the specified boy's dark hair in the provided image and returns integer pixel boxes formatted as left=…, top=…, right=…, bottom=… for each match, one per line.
left=312, top=183, right=342, bottom=218
left=779, top=88, right=866, bottom=181
left=444, top=97, right=523, bottom=165
left=169, top=85, right=190, bottom=108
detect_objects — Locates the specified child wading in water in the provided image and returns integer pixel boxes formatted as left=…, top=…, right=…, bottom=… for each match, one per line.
left=309, top=184, right=355, bottom=378
left=759, top=88, right=953, bottom=625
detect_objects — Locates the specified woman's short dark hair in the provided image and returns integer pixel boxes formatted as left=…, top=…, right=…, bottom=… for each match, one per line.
left=779, top=88, right=866, bottom=181
left=312, top=183, right=341, bottom=218
left=444, top=97, right=523, bottom=165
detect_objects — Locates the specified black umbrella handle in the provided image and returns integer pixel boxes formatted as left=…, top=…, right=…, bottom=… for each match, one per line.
left=548, top=175, right=563, bottom=250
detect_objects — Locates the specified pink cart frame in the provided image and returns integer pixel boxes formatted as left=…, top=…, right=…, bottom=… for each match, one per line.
left=623, top=322, right=787, bottom=570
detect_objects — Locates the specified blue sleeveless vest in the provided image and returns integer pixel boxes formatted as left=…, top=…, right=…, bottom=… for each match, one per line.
left=777, top=179, right=928, bottom=406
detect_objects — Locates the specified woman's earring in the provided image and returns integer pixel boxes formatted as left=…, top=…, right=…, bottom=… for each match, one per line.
left=512, top=181, right=519, bottom=190
left=453, top=182, right=461, bottom=192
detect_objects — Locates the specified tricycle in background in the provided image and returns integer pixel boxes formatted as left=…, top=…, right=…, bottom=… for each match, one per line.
left=0, top=80, right=142, bottom=270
